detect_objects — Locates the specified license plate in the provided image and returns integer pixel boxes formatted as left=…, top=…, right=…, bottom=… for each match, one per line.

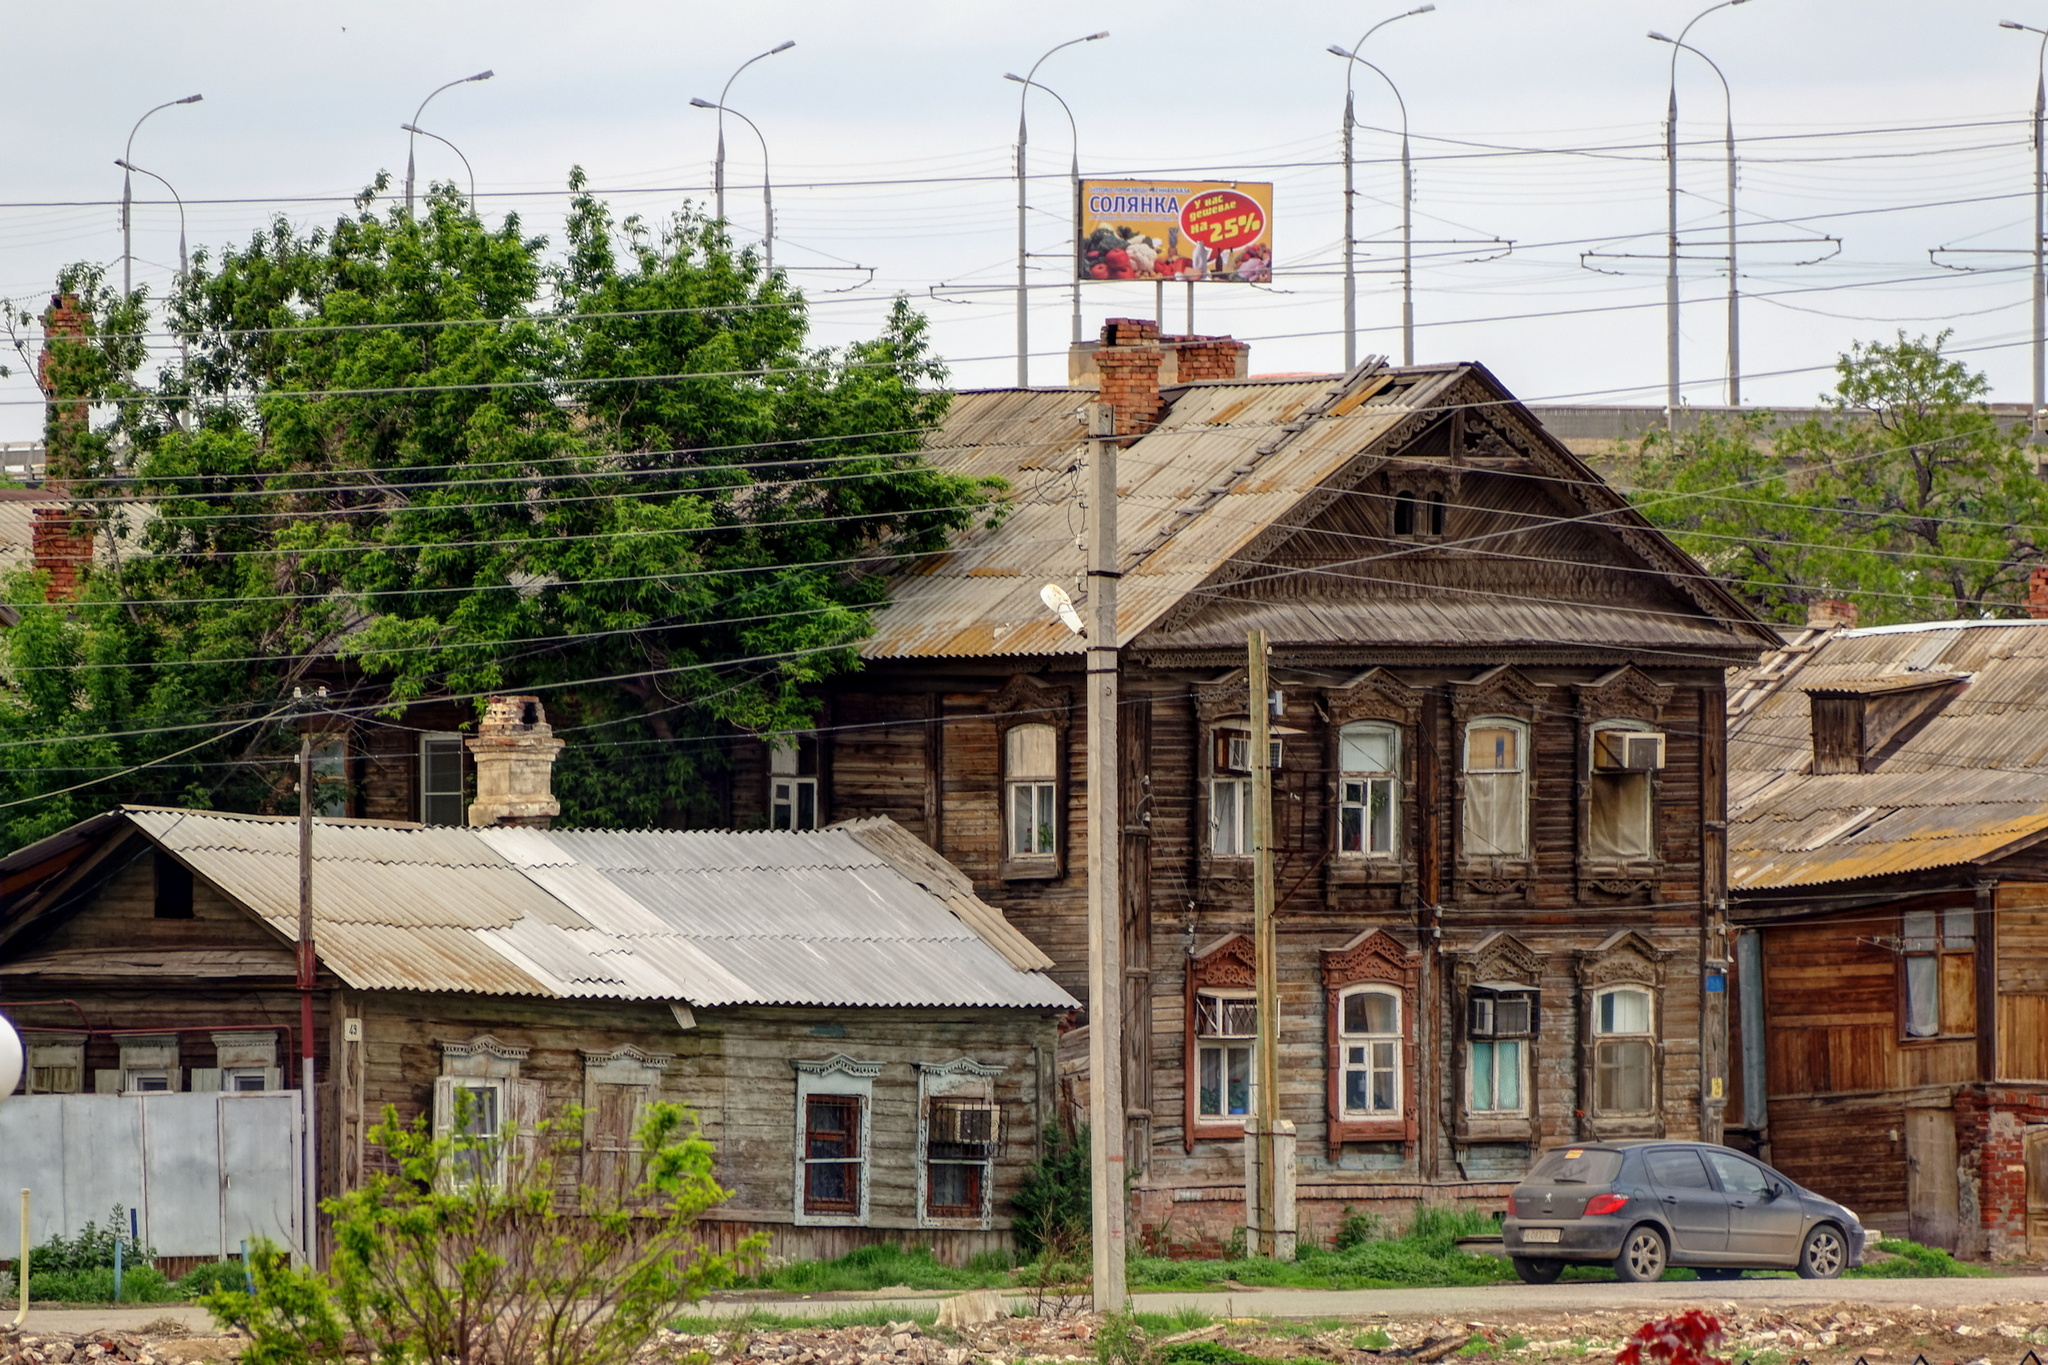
left=1521, top=1227, right=1562, bottom=1243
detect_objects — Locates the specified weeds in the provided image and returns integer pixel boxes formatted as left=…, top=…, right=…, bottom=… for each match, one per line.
left=1847, top=1237, right=1993, bottom=1278
left=669, top=1307, right=941, bottom=1333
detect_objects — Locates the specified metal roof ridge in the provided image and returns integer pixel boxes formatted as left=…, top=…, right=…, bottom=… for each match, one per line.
left=1843, top=617, right=2048, bottom=637
left=123, top=804, right=426, bottom=830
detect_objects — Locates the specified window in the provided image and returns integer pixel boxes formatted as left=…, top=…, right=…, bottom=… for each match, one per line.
left=803, top=1094, right=864, bottom=1214
left=1005, top=724, right=1058, bottom=858
left=1703, top=1149, right=1775, bottom=1198
left=1392, top=490, right=1445, bottom=538
left=440, top=1078, right=506, bottom=1188
left=923, top=1097, right=1000, bottom=1220
left=225, top=1069, right=272, bottom=1092
left=770, top=739, right=820, bottom=831
left=1194, top=991, right=1256, bottom=1120
left=421, top=733, right=465, bottom=826
left=1902, top=906, right=1976, bottom=1039
left=1644, top=1147, right=1713, bottom=1189
left=1425, top=491, right=1446, bottom=536
left=1337, top=722, right=1400, bottom=856
left=25, top=1038, right=83, bottom=1094
left=1463, top=719, right=1529, bottom=858
left=1339, top=987, right=1401, bottom=1116
left=154, top=850, right=193, bottom=919
left=312, top=735, right=348, bottom=818
left=1393, top=490, right=1416, bottom=536
left=1589, top=724, right=1661, bottom=862
left=1209, top=728, right=1262, bottom=857
left=1592, top=986, right=1655, bottom=1114
left=1468, top=986, right=1536, bottom=1114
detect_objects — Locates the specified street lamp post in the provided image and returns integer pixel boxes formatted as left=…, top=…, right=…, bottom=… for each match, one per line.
left=399, top=124, right=476, bottom=209
left=691, top=98, right=776, bottom=272
left=2002, top=19, right=2048, bottom=436
left=1004, top=73, right=1082, bottom=347
left=1657, top=0, right=1748, bottom=426
left=122, top=94, right=201, bottom=297
left=714, top=42, right=794, bottom=226
left=405, top=70, right=492, bottom=215
left=114, top=157, right=191, bottom=423
left=1650, top=31, right=1740, bottom=406
left=1329, top=5, right=1432, bottom=370
left=1014, top=33, right=1107, bottom=387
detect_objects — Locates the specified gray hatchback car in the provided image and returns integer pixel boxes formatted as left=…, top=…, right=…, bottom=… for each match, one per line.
left=1502, top=1141, right=1866, bottom=1283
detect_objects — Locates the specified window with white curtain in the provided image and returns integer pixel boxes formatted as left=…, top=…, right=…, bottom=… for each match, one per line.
left=1005, top=724, right=1058, bottom=858
left=1463, top=719, right=1529, bottom=858
left=1467, top=986, right=1536, bottom=1114
left=1338, top=987, right=1402, bottom=1117
left=1193, top=991, right=1256, bottom=1120
left=1592, top=986, right=1655, bottom=1114
left=1338, top=721, right=1400, bottom=856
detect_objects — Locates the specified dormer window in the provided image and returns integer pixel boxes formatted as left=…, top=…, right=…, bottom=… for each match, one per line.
left=1804, top=673, right=1963, bottom=775
left=1391, top=489, right=1446, bottom=539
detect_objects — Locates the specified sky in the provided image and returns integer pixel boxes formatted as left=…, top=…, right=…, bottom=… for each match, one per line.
left=2, top=0, right=2042, bottom=443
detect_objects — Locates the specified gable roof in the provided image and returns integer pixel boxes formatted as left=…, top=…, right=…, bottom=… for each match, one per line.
left=1727, top=618, right=2048, bottom=891
left=862, top=363, right=1773, bottom=663
left=0, top=807, right=1073, bottom=1010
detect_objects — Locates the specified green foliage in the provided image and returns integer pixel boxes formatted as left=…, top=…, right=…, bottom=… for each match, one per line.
left=1130, top=1204, right=1510, bottom=1291
left=1849, top=1236, right=1992, bottom=1278
left=1331, top=1205, right=1385, bottom=1251
left=743, top=1242, right=996, bottom=1293
left=1623, top=331, right=2048, bottom=626
left=1096, top=1313, right=1157, bottom=1365
left=174, top=1258, right=255, bottom=1298
left=28, top=1204, right=153, bottom=1274
left=1154, top=1343, right=1283, bottom=1365
left=200, top=1096, right=757, bottom=1365
left=1010, top=1116, right=1090, bottom=1259
left=25, top=1264, right=176, bottom=1304
left=668, top=1307, right=939, bottom=1333
left=0, top=177, right=1002, bottom=850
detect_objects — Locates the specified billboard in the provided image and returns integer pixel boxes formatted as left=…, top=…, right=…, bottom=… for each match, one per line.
left=1078, top=180, right=1274, bottom=283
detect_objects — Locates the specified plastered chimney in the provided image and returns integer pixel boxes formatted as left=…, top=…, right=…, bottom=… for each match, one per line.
left=466, top=695, right=565, bottom=828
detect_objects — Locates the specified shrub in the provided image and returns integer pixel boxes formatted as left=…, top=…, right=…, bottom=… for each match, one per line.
left=1012, top=1116, right=1090, bottom=1259
left=29, top=1205, right=153, bottom=1275
left=26, top=1265, right=176, bottom=1304
left=1331, top=1206, right=1384, bottom=1251
left=174, top=1260, right=253, bottom=1299
left=201, top=1096, right=760, bottom=1365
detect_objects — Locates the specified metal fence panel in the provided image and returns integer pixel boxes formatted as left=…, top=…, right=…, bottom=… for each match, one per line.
left=220, top=1094, right=300, bottom=1259
left=142, top=1094, right=224, bottom=1257
left=62, top=1095, right=144, bottom=1242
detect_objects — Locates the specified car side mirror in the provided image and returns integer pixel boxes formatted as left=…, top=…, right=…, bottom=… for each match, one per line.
left=1763, top=1183, right=1784, bottom=1201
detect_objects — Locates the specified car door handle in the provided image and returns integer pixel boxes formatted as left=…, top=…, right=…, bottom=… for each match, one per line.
left=1662, top=1195, right=1678, bottom=1204
left=1730, top=1200, right=1747, bottom=1209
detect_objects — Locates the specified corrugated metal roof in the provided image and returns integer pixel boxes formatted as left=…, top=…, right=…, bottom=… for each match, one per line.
left=115, top=808, right=1073, bottom=1009
left=1728, top=620, right=2048, bottom=889
left=862, top=365, right=1768, bottom=661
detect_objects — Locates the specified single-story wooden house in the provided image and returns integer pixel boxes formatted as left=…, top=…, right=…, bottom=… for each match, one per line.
left=0, top=702, right=1075, bottom=1262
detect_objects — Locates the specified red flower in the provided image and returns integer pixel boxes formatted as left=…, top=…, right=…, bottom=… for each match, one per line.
left=1617, top=1313, right=1725, bottom=1365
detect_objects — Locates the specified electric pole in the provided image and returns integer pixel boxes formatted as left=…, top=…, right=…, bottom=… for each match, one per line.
left=294, top=688, right=327, bottom=1268
left=1247, top=631, right=1283, bottom=1257
left=1084, top=400, right=1126, bottom=1310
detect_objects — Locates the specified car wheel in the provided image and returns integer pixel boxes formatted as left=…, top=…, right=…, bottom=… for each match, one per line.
left=1512, top=1256, right=1564, bottom=1284
left=1613, top=1225, right=1668, bottom=1283
left=1797, top=1224, right=1846, bottom=1279
left=1694, top=1266, right=1743, bottom=1281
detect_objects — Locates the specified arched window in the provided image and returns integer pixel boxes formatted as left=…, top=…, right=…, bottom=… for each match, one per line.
left=1463, top=718, right=1530, bottom=858
left=1592, top=986, right=1655, bottom=1115
left=1338, top=986, right=1402, bottom=1116
left=1337, top=721, right=1400, bottom=856
left=1588, top=721, right=1661, bottom=862
left=1392, top=490, right=1416, bottom=537
left=1425, top=490, right=1446, bottom=536
left=1005, top=723, right=1059, bottom=858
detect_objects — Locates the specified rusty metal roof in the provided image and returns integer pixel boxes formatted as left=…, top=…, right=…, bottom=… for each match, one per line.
left=98, top=807, right=1073, bottom=1009
left=1728, top=619, right=2048, bottom=890
left=862, top=365, right=1770, bottom=661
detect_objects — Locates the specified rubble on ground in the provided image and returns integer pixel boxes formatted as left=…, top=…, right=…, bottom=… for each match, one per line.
left=6, top=1296, right=2048, bottom=1365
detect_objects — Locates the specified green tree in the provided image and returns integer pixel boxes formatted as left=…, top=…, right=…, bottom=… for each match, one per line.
left=0, top=177, right=999, bottom=848
left=1623, top=332, right=2048, bottom=626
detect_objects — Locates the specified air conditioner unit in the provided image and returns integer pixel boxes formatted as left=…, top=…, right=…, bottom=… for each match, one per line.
left=1594, top=731, right=1667, bottom=772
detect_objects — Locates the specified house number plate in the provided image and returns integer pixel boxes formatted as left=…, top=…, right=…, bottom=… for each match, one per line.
left=1521, top=1228, right=1562, bottom=1243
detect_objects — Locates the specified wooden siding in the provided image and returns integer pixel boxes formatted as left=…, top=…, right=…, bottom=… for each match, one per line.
left=1997, top=887, right=2048, bottom=1080
left=1763, top=1095, right=1912, bottom=1233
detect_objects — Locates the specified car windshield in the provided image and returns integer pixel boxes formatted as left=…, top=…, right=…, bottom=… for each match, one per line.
left=1528, top=1147, right=1623, bottom=1184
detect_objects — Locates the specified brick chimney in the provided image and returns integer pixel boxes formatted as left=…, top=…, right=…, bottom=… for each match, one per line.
left=2030, top=566, right=2048, bottom=620
left=1805, top=598, right=1859, bottom=631
left=32, top=293, right=93, bottom=601
left=466, top=696, right=565, bottom=828
left=1093, top=318, right=1166, bottom=439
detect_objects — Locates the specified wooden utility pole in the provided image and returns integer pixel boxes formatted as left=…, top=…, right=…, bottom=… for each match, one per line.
left=1247, top=631, right=1281, bottom=1256
left=1084, top=400, right=1126, bottom=1310
left=295, top=699, right=322, bottom=1268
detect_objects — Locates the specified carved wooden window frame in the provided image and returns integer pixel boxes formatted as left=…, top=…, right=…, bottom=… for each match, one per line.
left=1378, top=461, right=1462, bottom=544
left=917, top=1058, right=1004, bottom=1231
left=1451, top=933, right=1544, bottom=1143
left=1573, top=932, right=1669, bottom=1140
left=1323, top=670, right=1423, bottom=886
left=1193, top=673, right=1256, bottom=879
left=791, top=1054, right=882, bottom=1227
left=1451, top=667, right=1546, bottom=891
left=1183, top=933, right=1258, bottom=1150
left=1575, top=667, right=1675, bottom=892
left=987, top=675, right=1072, bottom=880
left=1321, top=930, right=1420, bottom=1152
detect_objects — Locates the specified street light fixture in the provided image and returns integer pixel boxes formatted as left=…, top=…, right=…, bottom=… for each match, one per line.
left=115, top=157, right=192, bottom=428
left=1013, top=32, right=1107, bottom=387
left=122, top=94, right=202, bottom=297
left=1004, top=72, right=1083, bottom=350
left=2003, top=19, right=2048, bottom=435
left=1649, top=29, right=1742, bottom=406
left=405, top=70, right=492, bottom=215
left=1655, top=1, right=1749, bottom=426
left=1329, top=4, right=1432, bottom=370
left=713, top=42, right=795, bottom=226
left=691, top=97, right=777, bottom=272
left=400, top=123, right=477, bottom=210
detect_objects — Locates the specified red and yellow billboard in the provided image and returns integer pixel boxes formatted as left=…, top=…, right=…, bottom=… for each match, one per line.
left=1078, top=179, right=1274, bottom=283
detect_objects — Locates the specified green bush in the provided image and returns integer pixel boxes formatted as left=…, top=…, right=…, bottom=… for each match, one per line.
left=175, top=1260, right=253, bottom=1298
left=29, top=1205, right=153, bottom=1275
left=1157, top=1345, right=1283, bottom=1365
left=26, top=1265, right=176, bottom=1304
left=1011, top=1116, right=1090, bottom=1259
left=747, top=1242, right=990, bottom=1293
left=1331, top=1206, right=1384, bottom=1251
left=1849, top=1237, right=1991, bottom=1278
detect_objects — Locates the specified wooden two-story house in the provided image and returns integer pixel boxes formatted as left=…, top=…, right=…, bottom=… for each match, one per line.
left=724, top=319, right=1778, bottom=1250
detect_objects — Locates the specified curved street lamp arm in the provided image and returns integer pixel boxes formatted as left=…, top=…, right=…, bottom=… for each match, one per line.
left=1332, top=53, right=1409, bottom=136
left=112, top=157, right=187, bottom=275
left=400, top=124, right=476, bottom=207
left=1670, top=0, right=1747, bottom=91
left=1339, top=7, right=1431, bottom=111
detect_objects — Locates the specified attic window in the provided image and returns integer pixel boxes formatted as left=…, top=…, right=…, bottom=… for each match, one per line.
left=154, top=851, right=193, bottom=919
left=1804, top=673, right=1964, bottom=775
left=1391, top=489, right=1446, bottom=539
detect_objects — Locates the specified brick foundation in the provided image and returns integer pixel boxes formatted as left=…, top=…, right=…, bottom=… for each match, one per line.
left=1952, top=1085, right=2048, bottom=1260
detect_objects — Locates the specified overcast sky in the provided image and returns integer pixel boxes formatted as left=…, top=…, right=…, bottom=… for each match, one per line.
left=2, top=0, right=2040, bottom=444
